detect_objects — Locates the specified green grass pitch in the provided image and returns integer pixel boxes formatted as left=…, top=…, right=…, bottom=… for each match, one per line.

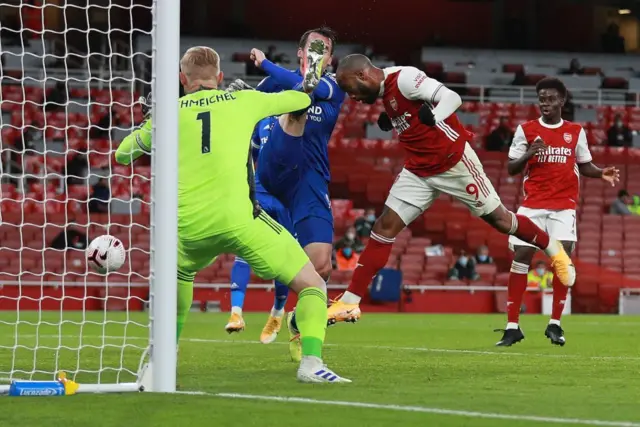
left=1, top=312, right=639, bottom=427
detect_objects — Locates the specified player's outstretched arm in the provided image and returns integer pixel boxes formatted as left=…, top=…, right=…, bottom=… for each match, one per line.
left=251, top=49, right=335, bottom=100
left=243, top=90, right=312, bottom=122
left=575, top=128, right=620, bottom=185
left=115, top=119, right=152, bottom=165
left=578, top=161, right=620, bottom=187
left=397, top=67, right=462, bottom=124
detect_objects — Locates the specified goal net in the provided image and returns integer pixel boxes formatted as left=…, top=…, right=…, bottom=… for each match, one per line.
left=0, top=0, right=178, bottom=393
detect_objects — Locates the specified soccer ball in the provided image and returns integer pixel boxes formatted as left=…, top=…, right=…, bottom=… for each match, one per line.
left=86, top=235, right=126, bottom=274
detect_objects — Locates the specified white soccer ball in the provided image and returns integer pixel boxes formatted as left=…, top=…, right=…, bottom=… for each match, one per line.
left=86, top=235, right=126, bottom=274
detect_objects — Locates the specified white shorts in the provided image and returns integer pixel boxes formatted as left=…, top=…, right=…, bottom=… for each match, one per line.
left=385, top=142, right=502, bottom=225
left=508, top=206, right=577, bottom=249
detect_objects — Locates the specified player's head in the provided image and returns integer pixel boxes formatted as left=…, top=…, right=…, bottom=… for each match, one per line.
left=535, top=77, right=567, bottom=122
left=336, top=54, right=383, bottom=104
left=179, top=46, right=223, bottom=93
left=298, top=26, right=337, bottom=73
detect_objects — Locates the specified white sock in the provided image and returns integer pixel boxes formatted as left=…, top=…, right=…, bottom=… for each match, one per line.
left=544, top=238, right=560, bottom=256
left=231, top=306, right=242, bottom=316
left=549, top=319, right=561, bottom=326
left=300, top=355, right=322, bottom=369
left=270, top=307, right=284, bottom=318
left=340, top=291, right=361, bottom=305
left=506, top=322, right=519, bottom=330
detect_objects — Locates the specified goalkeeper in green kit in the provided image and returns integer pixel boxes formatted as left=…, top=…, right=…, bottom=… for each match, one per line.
left=115, top=46, right=349, bottom=383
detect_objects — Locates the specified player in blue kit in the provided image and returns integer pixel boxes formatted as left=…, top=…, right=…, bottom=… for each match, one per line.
left=231, top=27, right=345, bottom=360
left=225, top=116, right=296, bottom=344
left=251, top=27, right=343, bottom=281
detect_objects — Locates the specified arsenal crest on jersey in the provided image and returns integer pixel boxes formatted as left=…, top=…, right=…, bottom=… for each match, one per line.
left=390, top=97, right=398, bottom=111
left=563, top=133, right=572, bottom=143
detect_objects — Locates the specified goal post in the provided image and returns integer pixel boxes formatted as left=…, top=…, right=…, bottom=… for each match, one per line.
left=147, top=0, right=179, bottom=393
left=0, top=0, right=179, bottom=394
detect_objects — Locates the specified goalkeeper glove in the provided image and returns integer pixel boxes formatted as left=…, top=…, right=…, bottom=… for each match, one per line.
left=418, top=104, right=436, bottom=126
left=377, top=112, right=393, bottom=132
left=227, top=79, right=255, bottom=93
left=138, top=91, right=152, bottom=119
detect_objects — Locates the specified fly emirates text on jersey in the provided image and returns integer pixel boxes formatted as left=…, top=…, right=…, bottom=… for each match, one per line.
left=536, top=146, right=572, bottom=164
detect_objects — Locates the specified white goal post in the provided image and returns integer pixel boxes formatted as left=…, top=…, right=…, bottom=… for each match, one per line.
left=0, top=0, right=178, bottom=394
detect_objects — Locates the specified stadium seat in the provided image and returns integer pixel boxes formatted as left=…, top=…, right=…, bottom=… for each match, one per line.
left=475, top=264, right=497, bottom=282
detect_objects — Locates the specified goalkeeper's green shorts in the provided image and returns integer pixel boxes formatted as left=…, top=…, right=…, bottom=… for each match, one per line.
left=177, top=210, right=309, bottom=285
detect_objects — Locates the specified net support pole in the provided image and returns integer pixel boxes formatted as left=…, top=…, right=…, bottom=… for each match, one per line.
left=149, top=0, right=180, bottom=393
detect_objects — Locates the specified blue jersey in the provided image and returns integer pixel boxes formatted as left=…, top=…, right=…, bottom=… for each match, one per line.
left=251, top=117, right=277, bottom=193
left=257, top=70, right=344, bottom=182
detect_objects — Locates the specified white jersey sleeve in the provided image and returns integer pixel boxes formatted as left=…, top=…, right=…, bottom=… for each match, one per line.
left=396, top=67, right=444, bottom=103
left=396, top=66, right=461, bottom=123
left=508, top=125, right=528, bottom=159
left=576, top=127, right=593, bottom=164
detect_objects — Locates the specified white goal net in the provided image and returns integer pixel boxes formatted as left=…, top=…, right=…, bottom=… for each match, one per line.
left=0, top=0, right=178, bottom=393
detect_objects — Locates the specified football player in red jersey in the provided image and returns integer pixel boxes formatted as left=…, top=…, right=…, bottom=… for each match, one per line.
left=327, top=54, right=577, bottom=324
left=496, top=77, right=619, bottom=347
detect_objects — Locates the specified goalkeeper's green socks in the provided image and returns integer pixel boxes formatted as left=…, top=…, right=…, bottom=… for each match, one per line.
left=176, top=278, right=194, bottom=340
left=295, top=287, right=327, bottom=358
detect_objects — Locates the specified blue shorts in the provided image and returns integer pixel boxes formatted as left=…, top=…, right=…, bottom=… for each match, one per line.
left=289, top=169, right=334, bottom=248
left=256, top=190, right=293, bottom=235
left=256, top=120, right=303, bottom=199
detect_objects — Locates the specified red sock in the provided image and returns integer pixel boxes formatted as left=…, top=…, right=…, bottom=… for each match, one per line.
left=346, top=232, right=394, bottom=297
left=512, top=214, right=550, bottom=250
left=550, top=274, right=569, bottom=322
left=507, top=261, right=529, bottom=324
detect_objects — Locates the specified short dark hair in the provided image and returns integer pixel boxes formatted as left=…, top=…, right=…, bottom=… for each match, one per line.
left=299, top=26, right=337, bottom=54
left=619, top=189, right=629, bottom=198
left=536, top=77, right=568, bottom=99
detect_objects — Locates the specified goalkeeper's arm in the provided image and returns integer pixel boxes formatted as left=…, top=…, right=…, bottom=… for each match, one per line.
left=244, top=90, right=311, bottom=122
left=115, top=119, right=152, bottom=165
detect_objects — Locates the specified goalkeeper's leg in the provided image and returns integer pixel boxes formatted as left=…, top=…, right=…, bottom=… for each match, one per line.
left=235, top=211, right=350, bottom=383
left=177, top=238, right=219, bottom=342
left=177, top=271, right=195, bottom=341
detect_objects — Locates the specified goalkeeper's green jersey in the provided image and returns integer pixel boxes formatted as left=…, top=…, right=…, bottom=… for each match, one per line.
left=115, top=88, right=311, bottom=240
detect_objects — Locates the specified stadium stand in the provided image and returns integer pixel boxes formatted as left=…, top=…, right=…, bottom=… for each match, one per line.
left=3, top=39, right=640, bottom=314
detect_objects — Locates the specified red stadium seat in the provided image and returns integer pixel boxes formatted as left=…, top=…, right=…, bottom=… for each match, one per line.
left=475, top=264, right=497, bottom=282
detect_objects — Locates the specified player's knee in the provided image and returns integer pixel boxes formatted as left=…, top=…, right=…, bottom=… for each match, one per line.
left=483, top=205, right=512, bottom=234
left=513, top=247, right=536, bottom=265
left=290, top=261, right=327, bottom=294
left=279, top=114, right=305, bottom=137
left=372, top=209, right=404, bottom=239
left=312, top=257, right=332, bottom=282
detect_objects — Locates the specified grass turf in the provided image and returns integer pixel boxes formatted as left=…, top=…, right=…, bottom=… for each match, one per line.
left=1, top=312, right=639, bottom=427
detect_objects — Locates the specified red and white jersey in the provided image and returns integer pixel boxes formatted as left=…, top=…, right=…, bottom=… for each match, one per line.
left=509, top=118, right=592, bottom=210
left=381, top=66, right=472, bottom=177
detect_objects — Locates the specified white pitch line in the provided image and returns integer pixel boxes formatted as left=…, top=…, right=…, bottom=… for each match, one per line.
left=0, top=381, right=634, bottom=426
left=12, top=334, right=640, bottom=361
left=172, top=391, right=640, bottom=427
